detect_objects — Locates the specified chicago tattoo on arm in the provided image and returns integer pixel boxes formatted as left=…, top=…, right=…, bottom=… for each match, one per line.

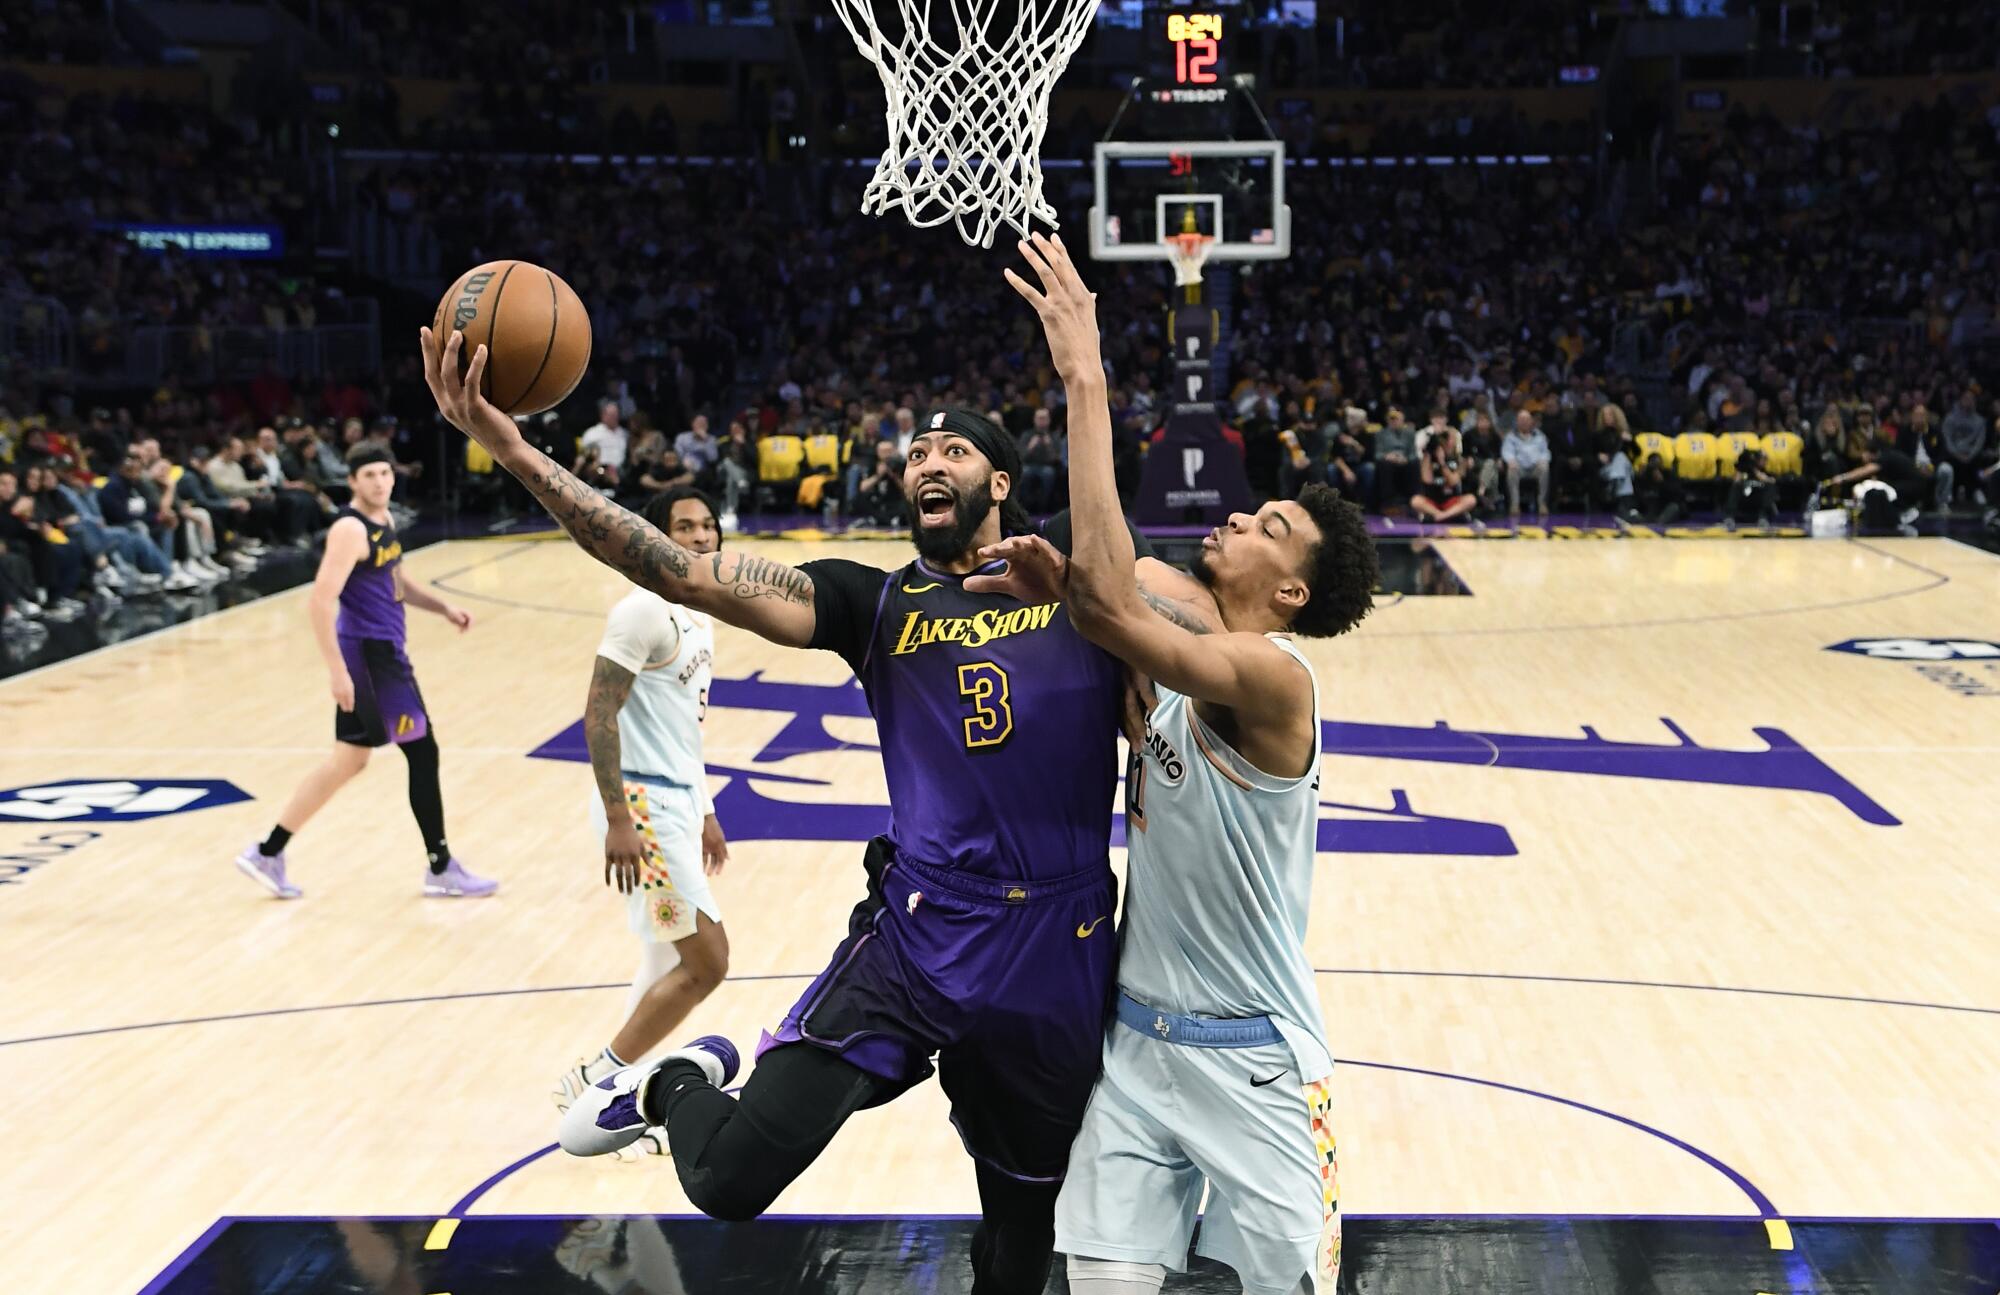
left=585, top=656, right=635, bottom=815
left=1140, top=589, right=1216, bottom=635
left=712, top=552, right=814, bottom=605
left=520, top=448, right=692, bottom=590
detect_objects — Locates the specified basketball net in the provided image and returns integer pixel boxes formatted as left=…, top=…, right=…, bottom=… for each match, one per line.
left=1166, top=230, right=1215, bottom=292
left=827, top=0, right=1098, bottom=248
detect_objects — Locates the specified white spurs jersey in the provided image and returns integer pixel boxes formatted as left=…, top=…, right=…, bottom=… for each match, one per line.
left=594, top=587, right=715, bottom=786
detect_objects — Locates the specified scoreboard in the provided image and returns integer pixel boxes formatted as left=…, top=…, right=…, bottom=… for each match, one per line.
left=1165, top=11, right=1225, bottom=84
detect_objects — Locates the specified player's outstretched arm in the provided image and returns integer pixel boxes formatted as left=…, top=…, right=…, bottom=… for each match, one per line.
left=1008, top=234, right=1305, bottom=720
left=420, top=326, right=817, bottom=648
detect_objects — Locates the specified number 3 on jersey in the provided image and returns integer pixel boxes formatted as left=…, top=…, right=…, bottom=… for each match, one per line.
left=956, top=661, right=1013, bottom=751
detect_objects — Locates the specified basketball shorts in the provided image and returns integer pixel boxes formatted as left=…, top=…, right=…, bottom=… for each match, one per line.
left=1055, top=996, right=1341, bottom=1295
left=334, top=637, right=429, bottom=748
left=587, top=775, right=720, bottom=945
left=762, top=835, right=1118, bottom=1184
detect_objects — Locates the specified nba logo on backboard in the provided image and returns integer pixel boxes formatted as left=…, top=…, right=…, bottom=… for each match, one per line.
left=1182, top=448, right=1205, bottom=489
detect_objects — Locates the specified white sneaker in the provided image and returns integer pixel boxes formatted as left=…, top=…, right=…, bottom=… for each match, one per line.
left=226, top=552, right=259, bottom=571
left=45, top=599, right=84, bottom=623
left=557, top=1036, right=739, bottom=1158
left=131, top=571, right=165, bottom=592
left=553, top=1052, right=623, bottom=1113
left=98, top=564, right=126, bottom=590
left=198, top=556, right=231, bottom=579
left=163, top=567, right=199, bottom=592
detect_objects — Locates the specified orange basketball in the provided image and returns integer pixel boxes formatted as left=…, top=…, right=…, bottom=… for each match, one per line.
left=432, top=260, right=592, bottom=416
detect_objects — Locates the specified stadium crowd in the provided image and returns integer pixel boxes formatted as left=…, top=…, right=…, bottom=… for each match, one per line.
left=10, top=24, right=2000, bottom=639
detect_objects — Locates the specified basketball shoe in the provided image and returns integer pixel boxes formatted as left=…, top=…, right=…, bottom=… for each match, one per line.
left=558, top=1036, right=738, bottom=1157
left=423, top=857, right=498, bottom=897
left=234, top=842, right=302, bottom=899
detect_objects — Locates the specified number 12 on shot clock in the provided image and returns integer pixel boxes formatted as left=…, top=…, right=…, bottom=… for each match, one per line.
left=1167, top=11, right=1222, bottom=84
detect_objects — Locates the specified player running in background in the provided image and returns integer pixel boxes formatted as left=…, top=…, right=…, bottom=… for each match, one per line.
left=554, top=486, right=734, bottom=1142
left=234, top=444, right=494, bottom=899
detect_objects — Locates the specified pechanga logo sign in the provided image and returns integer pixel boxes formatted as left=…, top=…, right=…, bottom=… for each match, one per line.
left=0, top=779, right=252, bottom=823
left=1826, top=638, right=2000, bottom=699
left=532, top=674, right=1896, bottom=858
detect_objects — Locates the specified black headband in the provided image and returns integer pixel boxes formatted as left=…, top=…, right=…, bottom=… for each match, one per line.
left=922, top=407, right=1021, bottom=482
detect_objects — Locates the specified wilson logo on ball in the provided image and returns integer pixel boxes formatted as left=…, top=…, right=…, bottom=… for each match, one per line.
left=450, top=270, right=496, bottom=332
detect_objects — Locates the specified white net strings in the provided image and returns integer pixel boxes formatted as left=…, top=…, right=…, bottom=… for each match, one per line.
left=828, top=0, right=1098, bottom=247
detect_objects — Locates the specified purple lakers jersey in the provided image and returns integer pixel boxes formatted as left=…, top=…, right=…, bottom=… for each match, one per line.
left=802, top=555, right=1125, bottom=883
left=336, top=506, right=406, bottom=642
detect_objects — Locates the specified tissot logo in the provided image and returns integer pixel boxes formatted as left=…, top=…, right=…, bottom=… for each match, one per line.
left=0, top=779, right=252, bottom=823
left=1826, top=638, right=2000, bottom=661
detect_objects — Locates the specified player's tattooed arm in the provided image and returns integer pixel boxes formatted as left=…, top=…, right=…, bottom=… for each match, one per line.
left=1139, top=589, right=1215, bottom=635
left=512, top=447, right=817, bottom=645
left=519, top=447, right=694, bottom=587
left=712, top=552, right=814, bottom=604
left=421, top=325, right=816, bottom=647
left=584, top=655, right=638, bottom=820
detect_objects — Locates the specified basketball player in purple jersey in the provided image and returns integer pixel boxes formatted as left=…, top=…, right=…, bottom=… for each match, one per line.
left=422, top=323, right=1216, bottom=1294
left=234, top=445, right=496, bottom=899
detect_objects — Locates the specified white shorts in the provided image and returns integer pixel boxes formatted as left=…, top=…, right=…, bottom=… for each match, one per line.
left=587, top=778, right=720, bottom=944
left=1055, top=1019, right=1340, bottom=1295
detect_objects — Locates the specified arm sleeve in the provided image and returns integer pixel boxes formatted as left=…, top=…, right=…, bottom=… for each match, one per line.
left=1038, top=509, right=1155, bottom=561
left=800, top=559, right=892, bottom=672
left=595, top=595, right=676, bottom=677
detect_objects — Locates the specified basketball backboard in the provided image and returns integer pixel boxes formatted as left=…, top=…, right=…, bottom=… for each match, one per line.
left=1089, top=139, right=1289, bottom=263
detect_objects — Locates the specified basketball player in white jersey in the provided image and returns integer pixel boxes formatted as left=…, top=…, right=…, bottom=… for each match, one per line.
left=554, top=486, right=732, bottom=1132
left=983, top=236, right=1379, bottom=1295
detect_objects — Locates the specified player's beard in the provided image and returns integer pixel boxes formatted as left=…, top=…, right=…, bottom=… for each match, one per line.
left=1189, top=546, right=1218, bottom=587
left=908, top=471, right=997, bottom=565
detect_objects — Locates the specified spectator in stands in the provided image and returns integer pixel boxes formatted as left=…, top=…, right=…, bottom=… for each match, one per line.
left=1502, top=410, right=1551, bottom=522
left=716, top=419, right=756, bottom=524
left=675, top=415, right=719, bottom=489
left=1938, top=391, right=1991, bottom=510
left=1326, top=410, right=1374, bottom=509
left=1463, top=409, right=1504, bottom=512
left=35, top=458, right=163, bottom=594
left=207, top=435, right=305, bottom=545
left=248, top=427, right=333, bottom=538
left=0, top=465, right=86, bottom=621
left=581, top=401, right=630, bottom=488
left=178, top=445, right=262, bottom=572
left=1374, top=407, right=1418, bottom=513
left=1826, top=431, right=1940, bottom=533
left=651, top=447, right=697, bottom=492
left=1017, top=408, right=1061, bottom=514
left=1630, top=455, right=1684, bottom=526
left=1411, top=430, right=1479, bottom=526
left=98, top=453, right=201, bottom=591
left=851, top=440, right=905, bottom=526
left=1726, top=447, right=1779, bottom=532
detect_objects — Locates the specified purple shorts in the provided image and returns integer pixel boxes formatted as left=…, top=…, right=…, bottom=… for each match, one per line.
left=763, top=835, right=1118, bottom=1182
left=335, top=637, right=430, bottom=747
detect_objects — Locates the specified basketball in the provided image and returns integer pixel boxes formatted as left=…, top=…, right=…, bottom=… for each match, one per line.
left=431, top=260, right=591, bottom=416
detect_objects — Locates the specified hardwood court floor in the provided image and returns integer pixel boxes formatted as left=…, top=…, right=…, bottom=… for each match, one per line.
left=2, top=535, right=1997, bottom=1294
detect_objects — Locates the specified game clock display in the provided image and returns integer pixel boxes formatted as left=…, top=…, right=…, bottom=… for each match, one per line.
left=1166, top=11, right=1224, bottom=83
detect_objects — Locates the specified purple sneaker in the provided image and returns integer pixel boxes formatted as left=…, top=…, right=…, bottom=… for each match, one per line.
left=557, top=1035, right=739, bottom=1157
left=235, top=843, right=301, bottom=899
left=423, top=857, right=497, bottom=897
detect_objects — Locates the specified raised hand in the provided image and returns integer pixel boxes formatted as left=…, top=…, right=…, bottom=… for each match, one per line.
left=419, top=327, right=525, bottom=459
left=1005, top=233, right=1104, bottom=386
